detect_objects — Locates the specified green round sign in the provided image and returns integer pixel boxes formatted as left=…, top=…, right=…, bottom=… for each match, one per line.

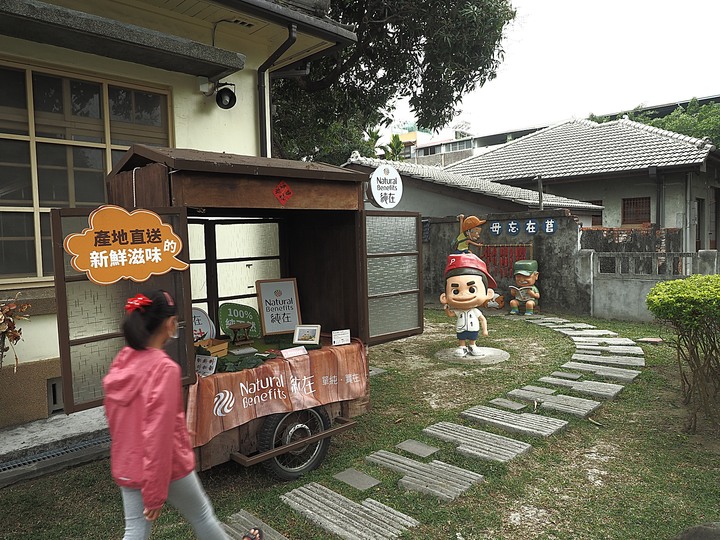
left=218, top=303, right=262, bottom=339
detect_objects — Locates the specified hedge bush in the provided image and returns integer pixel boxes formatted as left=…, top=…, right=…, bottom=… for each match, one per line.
left=647, top=274, right=720, bottom=432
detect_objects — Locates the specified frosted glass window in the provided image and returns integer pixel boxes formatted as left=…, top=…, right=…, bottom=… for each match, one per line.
left=188, top=223, right=205, bottom=260
left=217, top=259, right=280, bottom=298
left=190, top=263, right=207, bottom=299
left=66, top=280, right=132, bottom=340
left=216, top=223, right=279, bottom=259
left=368, top=294, right=419, bottom=338
left=366, top=215, right=416, bottom=254
left=368, top=256, right=418, bottom=295
left=70, top=336, right=125, bottom=404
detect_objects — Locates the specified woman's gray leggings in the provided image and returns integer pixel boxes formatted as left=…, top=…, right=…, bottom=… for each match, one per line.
left=120, top=470, right=229, bottom=539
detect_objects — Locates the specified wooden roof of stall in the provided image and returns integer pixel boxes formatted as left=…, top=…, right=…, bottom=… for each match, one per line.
left=111, top=144, right=367, bottom=183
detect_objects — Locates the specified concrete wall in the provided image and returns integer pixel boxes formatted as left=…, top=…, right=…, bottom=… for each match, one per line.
left=0, top=358, right=61, bottom=428
left=425, top=210, right=590, bottom=315
left=587, top=250, right=719, bottom=322
left=425, top=213, right=720, bottom=323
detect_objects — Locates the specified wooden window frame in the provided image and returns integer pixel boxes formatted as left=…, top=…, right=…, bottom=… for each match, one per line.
left=0, top=59, right=172, bottom=285
left=622, top=196, right=651, bottom=226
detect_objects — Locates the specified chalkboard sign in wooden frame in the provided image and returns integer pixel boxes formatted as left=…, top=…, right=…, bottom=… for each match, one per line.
left=256, top=278, right=302, bottom=336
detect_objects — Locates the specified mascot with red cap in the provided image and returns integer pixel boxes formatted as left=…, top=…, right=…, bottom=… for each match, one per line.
left=440, top=254, right=497, bottom=358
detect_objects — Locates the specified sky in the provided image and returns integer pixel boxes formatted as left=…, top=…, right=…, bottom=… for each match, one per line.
left=392, top=0, right=720, bottom=137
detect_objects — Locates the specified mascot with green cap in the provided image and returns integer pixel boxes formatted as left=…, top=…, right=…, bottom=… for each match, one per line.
left=509, top=259, right=540, bottom=315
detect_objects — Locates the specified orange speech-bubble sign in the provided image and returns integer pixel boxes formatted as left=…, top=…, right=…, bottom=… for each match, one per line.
left=63, top=205, right=189, bottom=285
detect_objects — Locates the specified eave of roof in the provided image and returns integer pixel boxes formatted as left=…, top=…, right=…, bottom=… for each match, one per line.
left=0, top=0, right=246, bottom=81
left=344, top=156, right=603, bottom=211
left=112, top=145, right=367, bottom=183
left=217, top=0, right=356, bottom=44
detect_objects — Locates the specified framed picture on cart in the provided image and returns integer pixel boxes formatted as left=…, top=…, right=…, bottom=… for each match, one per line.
left=293, top=324, right=321, bottom=346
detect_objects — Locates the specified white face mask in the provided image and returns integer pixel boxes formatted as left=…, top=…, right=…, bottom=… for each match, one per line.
left=170, top=319, right=179, bottom=340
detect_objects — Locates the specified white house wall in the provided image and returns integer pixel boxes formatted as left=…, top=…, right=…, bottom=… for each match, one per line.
left=365, top=182, right=502, bottom=219
left=0, top=34, right=263, bottom=155
left=545, top=176, right=659, bottom=228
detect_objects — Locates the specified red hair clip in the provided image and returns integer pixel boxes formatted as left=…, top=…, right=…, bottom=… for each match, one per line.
left=125, top=293, right=152, bottom=313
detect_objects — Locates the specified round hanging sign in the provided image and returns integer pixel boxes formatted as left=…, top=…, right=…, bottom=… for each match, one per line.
left=368, top=165, right=403, bottom=209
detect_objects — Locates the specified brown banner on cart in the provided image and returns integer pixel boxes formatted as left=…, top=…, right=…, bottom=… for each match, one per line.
left=186, top=341, right=368, bottom=447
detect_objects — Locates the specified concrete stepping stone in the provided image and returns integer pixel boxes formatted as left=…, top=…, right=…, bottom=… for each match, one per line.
left=558, top=329, right=618, bottom=337
left=224, top=509, right=289, bottom=540
left=422, top=421, right=532, bottom=462
left=396, top=439, right=439, bottom=458
left=281, top=482, right=419, bottom=540
left=572, top=353, right=645, bottom=367
left=571, top=336, right=636, bottom=346
left=366, top=449, right=484, bottom=501
left=574, top=344, right=645, bottom=356
left=523, top=385, right=556, bottom=395
left=637, top=337, right=664, bottom=345
left=489, top=397, right=527, bottom=411
left=551, top=371, right=582, bottom=380
left=561, top=361, right=641, bottom=383
left=461, top=405, right=568, bottom=438
left=546, top=323, right=598, bottom=330
left=526, top=317, right=570, bottom=324
left=537, top=376, right=624, bottom=399
left=507, top=387, right=602, bottom=417
left=334, top=468, right=381, bottom=491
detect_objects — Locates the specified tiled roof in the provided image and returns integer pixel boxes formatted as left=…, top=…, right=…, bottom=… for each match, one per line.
left=344, top=155, right=603, bottom=211
left=445, top=118, right=716, bottom=181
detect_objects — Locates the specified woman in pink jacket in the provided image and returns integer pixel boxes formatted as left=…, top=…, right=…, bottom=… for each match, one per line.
left=103, top=290, right=229, bottom=540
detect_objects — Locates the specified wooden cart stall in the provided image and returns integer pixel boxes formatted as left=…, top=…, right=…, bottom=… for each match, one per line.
left=71, top=145, right=423, bottom=478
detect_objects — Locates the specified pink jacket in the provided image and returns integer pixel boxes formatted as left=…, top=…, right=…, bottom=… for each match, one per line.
left=103, top=346, right=195, bottom=510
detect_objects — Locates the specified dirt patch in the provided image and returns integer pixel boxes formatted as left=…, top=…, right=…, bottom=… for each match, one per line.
left=420, top=368, right=483, bottom=409
left=503, top=502, right=556, bottom=539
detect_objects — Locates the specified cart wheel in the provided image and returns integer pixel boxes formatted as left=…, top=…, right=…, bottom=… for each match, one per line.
left=257, top=406, right=331, bottom=480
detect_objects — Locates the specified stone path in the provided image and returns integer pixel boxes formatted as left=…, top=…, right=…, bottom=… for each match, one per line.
left=366, top=449, right=484, bottom=501
left=280, top=482, right=420, bottom=540
left=560, top=361, right=641, bottom=383
left=537, top=376, right=624, bottom=399
left=460, top=404, right=568, bottom=437
left=423, top=421, right=532, bottom=462
left=226, top=314, right=649, bottom=538
left=507, top=386, right=603, bottom=417
left=571, top=352, right=645, bottom=367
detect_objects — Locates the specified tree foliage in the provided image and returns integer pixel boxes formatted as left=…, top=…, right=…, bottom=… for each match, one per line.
left=271, top=0, right=515, bottom=163
left=590, top=98, right=720, bottom=145
left=380, top=134, right=405, bottom=161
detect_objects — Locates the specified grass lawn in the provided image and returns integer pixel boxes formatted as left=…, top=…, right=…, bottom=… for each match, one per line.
left=2, top=309, right=719, bottom=539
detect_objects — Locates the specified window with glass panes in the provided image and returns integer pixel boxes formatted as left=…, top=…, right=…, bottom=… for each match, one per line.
left=0, top=62, right=170, bottom=282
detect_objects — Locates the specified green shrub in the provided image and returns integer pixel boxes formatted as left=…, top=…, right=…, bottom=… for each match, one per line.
left=647, top=275, right=720, bottom=431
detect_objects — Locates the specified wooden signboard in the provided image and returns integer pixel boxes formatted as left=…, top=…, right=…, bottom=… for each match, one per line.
left=256, top=278, right=301, bottom=336
left=63, top=205, right=188, bottom=285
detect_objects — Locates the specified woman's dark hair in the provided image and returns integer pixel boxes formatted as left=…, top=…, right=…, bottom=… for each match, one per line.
left=122, top=289, right=177, bottom=350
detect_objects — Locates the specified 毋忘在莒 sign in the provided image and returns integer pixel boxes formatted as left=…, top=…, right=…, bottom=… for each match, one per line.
left=63, top=205, right=189, bottom=285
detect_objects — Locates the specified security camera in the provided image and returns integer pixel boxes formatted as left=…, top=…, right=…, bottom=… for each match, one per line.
left=216, top=86, right=236, bottom=109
